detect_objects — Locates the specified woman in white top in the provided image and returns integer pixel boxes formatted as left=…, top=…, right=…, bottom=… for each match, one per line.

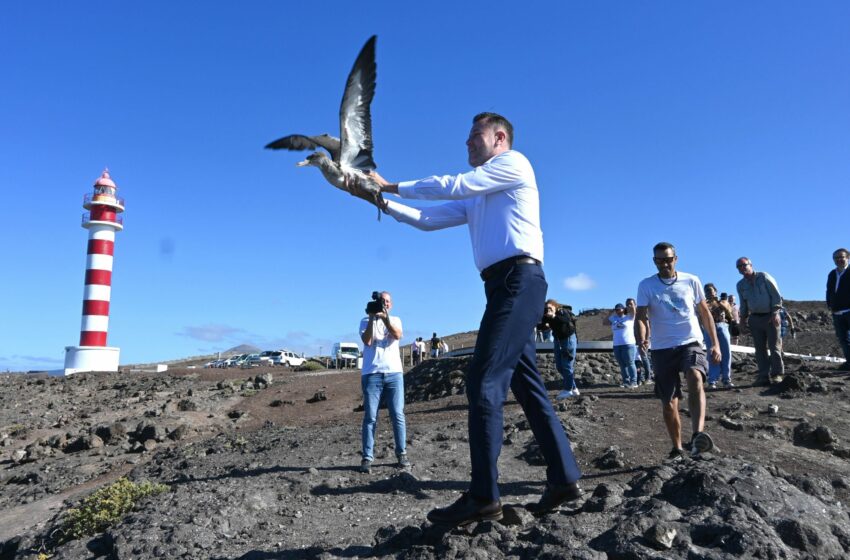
left=604, top=301, right=638, bottom=388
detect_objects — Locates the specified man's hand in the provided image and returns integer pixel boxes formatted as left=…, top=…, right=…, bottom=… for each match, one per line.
left=366, top=170, right=400, bottom=194
left=343, top=173, right=378, bottom=200
left=710, top=346, right=722, bottom=364
left=772, top=312, right=781, bottom=328
left=367, top=170, right=390, bottom=188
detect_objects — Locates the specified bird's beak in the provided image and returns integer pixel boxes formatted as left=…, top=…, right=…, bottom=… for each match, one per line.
left=296, top=159, right=310, bottom=167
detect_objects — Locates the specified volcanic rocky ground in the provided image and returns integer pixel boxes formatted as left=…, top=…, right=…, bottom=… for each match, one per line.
left=2, top=301, right=849, bottom=559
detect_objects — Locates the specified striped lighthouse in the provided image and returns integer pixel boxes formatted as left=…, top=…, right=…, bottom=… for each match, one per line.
left=64, top=169, right=125, bottom=375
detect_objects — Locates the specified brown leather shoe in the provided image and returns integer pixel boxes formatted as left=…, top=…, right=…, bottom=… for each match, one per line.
left=427, top=492, right=502, bottom=526
left=527, top=482, right=582, bottom=516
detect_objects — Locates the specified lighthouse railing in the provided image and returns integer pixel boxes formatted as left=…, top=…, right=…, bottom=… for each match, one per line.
left=82, top=212, right=124, bottom=226
left=83, top=193, right=125, bottom=208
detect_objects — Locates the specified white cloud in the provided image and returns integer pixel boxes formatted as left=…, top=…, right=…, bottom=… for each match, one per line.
left=563, top=273, right=596, bottom=291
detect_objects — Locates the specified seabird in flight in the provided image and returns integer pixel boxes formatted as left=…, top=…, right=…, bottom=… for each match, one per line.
left=265, top=35, right=385, bottom=217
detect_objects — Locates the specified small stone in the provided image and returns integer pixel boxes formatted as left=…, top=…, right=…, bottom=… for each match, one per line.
left=719, top=416, right=745, bottom=431
left=646, top=523, right=677, bottom=549
left=768, top=404, right=779, bottom=415
left=143, top=439, right=157, bottom=452
left=11, top=449, right=26, bottom=463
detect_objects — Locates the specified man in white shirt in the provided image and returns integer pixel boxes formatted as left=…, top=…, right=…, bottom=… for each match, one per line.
left=365, top=113, right=581, bottom=526
left=358, top=291, right=409, bottom=474
left=636, top=242, right=721, bottom=460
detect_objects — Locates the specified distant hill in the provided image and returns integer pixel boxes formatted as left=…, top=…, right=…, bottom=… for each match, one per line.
left=225, top=344, right=261, bottom=354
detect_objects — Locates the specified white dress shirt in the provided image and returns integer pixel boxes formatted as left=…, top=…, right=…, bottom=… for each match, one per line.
left=384, top=150, right=544, bottom=272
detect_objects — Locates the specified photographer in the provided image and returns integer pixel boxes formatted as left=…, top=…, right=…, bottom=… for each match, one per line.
left=541, top=300, right=579, bottom=399
left=358, top=291, right=409, bottom=474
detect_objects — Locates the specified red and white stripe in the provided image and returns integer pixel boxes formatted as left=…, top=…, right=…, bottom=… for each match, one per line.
left=79, top=226, right=115, bottom=346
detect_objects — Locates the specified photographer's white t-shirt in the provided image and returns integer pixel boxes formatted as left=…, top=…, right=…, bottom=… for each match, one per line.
left=359, top=316, right=403, bottom=374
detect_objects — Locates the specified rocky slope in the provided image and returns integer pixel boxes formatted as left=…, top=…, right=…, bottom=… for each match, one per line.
left=1, top=301, right=848, bottom=559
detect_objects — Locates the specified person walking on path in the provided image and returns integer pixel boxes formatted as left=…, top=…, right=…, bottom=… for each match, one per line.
left=627, top=297, right=653, bottom=384
left=541, top=300, right=579, bottom=399
left=735, top=257, right=785, bottom=385
left=364, top=112, right=582, bottom=526
left=429, top=333, right=441, bottom=359
left=636, top=242, right=721, bottom=459
left=827, top=248, right=850, bottom=371
left=703, top=283, right=734, bottom=389
left=358, top=291, right=409, bottom=474
left=604, top=301, right=639, bottom=388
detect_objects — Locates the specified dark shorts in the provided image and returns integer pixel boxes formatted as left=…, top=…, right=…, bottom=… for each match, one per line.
left=651, top=342, right=708, bottom=403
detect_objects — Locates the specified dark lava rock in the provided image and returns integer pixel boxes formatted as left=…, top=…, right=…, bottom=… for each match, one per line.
left=594, top=446, right=626, bottom=469
left=94, top=422, right=127, bottom=444
left=176, top=399, right=197, bottom=412
left=794, top=421, right=838, bottom=449
left=306, top=390, right=327, bottom=403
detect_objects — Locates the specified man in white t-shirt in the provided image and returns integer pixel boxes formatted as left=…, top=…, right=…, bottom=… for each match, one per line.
left=358, top=291, right=409, bottom=473
left=636, top=242, right=721, bottom=460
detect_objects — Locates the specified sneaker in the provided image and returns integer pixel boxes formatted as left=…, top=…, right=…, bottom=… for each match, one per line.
left=619, top=383, right=628, bottom=388
left=556, top=389, right=580, bottom=400
left=397, top=453, right=411, bottom=468
left=629, top=383, right=639, bottom=389
left=723, top=381, right=735, bottom=388
left=690, top=432, right=714, bottom=456
left=645, top=378, right=655, bottom=385
left=359, top=459, right=372, bottom=474
left=770, top=375, right=784, bottom=385
left=667, top=447, right=688, bottom=461
left=527, top=482, right=582, bottom=516
left=427, top=492, right=503, bottom=526
left=708, top=382, right=717, bottom=390
left=571, top=388, right=580, bottom=397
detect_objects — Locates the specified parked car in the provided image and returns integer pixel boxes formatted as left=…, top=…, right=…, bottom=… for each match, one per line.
left=241, top=353, right=264, bottom=368
left=270, top=350, right=305, bottom=368
left=227, top=354, right=249, bottom=368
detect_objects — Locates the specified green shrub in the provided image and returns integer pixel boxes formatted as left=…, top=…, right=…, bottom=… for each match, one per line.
left=296, top=360, right=325, bottom=372
left=63, top=478, right=168, bottom=540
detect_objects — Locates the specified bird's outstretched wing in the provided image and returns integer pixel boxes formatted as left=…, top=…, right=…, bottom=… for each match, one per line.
left=265, top=134, right=341, bottom=161
left=339, top=35, right=377, bottom=171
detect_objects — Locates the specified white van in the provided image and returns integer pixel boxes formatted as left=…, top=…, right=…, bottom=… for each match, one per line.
left=332, top=342, right=361, bottom=369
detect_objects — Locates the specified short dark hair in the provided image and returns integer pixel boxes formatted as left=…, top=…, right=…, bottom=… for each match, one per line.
left=473, top=112, right=514, bottom=147
left=653, top=242, right=675, bottom=255
left=705, top=283, right=716, bottom=292
left=834, top=248, right=849, bottom=258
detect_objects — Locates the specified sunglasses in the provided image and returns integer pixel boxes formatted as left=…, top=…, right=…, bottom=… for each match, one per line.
left=653, top=256, right=676, bottom=264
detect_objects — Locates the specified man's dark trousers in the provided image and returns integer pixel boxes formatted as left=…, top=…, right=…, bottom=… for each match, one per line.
left=467, top=262, right=581, bottom=501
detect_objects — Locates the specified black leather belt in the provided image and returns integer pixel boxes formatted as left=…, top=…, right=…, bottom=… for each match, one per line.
left=750, top=312, right=773, bottom=316
left=480, top=256, right=541, bottom=282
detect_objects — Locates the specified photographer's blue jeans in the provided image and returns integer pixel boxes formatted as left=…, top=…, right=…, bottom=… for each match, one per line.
left=613, top=344, right=637, bottom=386
left=833, top=312, right=850, bottom=363
left=467, top=262, right=581, bottom=501
left=553, top=334, right=577, bottom=390
left=361, top=372, right=406, bottom=461
left=704, top=323, right=732, bottom=384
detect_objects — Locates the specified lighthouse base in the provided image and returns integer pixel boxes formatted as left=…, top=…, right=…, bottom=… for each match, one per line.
left=63, top=346, right=120, bottom=375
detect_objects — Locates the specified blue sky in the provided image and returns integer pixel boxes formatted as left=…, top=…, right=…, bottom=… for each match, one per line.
left=1, top=2, right=847, bottom=371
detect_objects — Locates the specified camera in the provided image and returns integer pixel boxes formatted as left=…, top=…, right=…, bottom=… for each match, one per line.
left=365, top=291, right=386, bottom=315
